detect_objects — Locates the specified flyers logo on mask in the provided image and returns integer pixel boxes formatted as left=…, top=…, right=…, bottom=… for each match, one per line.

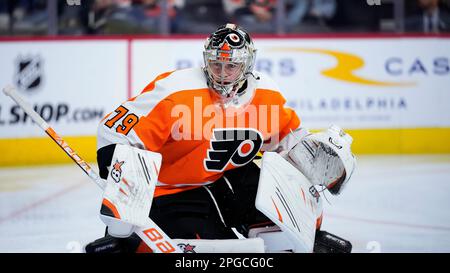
left=209, top=28, right=245, bottom=49
left=204, top=128, right=263, bottom=172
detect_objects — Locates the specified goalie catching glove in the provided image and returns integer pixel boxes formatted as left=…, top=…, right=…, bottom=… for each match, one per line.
left=100, top=144, right=162, bottom=238
left=288, top=125, right=356, bottom=195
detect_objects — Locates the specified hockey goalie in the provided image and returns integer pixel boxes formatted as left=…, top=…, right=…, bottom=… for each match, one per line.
left=85, top=24, right=356, bottom=253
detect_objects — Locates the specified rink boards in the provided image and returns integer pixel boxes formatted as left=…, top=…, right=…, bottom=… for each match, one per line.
left=0, top=36, right=449, bottom=165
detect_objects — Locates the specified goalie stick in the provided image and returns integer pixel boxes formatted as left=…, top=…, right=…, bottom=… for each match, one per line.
left=2, top=85, right=181, bottom=253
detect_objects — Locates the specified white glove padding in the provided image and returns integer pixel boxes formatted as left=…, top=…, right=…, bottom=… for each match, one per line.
left=288, top=125, right=356, bottom=195
left=100, top=144, right=162, bottom=238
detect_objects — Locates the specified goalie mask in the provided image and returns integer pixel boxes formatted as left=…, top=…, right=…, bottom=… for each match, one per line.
left=203, top=24, right=256, bottom=107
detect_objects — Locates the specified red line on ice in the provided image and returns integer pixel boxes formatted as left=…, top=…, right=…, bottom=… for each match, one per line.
left=0, top=182, right=85, bottom=224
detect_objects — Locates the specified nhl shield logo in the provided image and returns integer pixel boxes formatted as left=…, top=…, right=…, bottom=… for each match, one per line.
left=15, top=55, right=43, bottom=92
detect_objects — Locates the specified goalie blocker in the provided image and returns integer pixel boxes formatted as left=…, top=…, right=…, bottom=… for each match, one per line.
left=89, top=148, right=278, bottom=252
left=96, top=146, right=277, bottom=242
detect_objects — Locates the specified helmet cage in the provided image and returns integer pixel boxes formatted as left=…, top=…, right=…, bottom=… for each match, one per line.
left=203, top=25, right=256, bottom=99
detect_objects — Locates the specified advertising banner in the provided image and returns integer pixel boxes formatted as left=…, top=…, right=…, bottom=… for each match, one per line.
left=0, top=40, right=128, bottom=138
left=1, top=37, right=449, bottom=165
left=132, top=38, right=450, bottom=130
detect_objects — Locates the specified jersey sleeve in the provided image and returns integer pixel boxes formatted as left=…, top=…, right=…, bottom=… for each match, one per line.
left=279, top=106, right=301, bottom=141
left=97, top=69, right=178, bottom=153
left=97, top=95, right=175, bottom=152
left=96, top=69, right=178, bottom=179
left=261, top=90, right=308, bottom=155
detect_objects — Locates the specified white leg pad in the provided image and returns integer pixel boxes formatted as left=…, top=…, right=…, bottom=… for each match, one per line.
left=248, top=226, right=295, bottom=253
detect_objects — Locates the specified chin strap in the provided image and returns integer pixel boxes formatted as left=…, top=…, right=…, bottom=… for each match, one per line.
left=246, top=71, right=260, bottom=80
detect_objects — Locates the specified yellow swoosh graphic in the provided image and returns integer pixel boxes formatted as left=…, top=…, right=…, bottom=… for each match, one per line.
left=272, top=48, right=415, bottom=87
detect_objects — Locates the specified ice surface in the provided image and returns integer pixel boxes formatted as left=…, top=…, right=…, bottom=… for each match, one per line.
left=1, top=155, right=449, bottom=253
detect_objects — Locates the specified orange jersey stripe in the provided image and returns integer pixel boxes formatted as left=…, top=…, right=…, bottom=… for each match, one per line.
left=142, top=71, right=175, bottom=93
left=154, top=185, right=202, bottom=198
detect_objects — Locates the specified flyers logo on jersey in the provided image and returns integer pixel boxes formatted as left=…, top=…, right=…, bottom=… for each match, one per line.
left=204, top=128, right=263, bottom=172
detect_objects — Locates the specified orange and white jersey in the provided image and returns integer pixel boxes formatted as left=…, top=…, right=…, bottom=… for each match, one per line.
left=97, top=67, right=302, bottom=197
